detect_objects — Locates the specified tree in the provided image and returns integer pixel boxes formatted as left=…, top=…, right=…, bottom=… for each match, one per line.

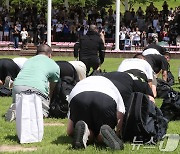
left=97, top=0, right=114, bottom=8
left=121, top=0, right=158, bottom=11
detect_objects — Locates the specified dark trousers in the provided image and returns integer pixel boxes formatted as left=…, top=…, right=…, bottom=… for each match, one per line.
left=80, top=57, right=100, bottom=75
left=14, top=36, right=19, bottom=48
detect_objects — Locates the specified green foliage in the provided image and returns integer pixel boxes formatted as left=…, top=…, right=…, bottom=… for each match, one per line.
left=121, top=0, right=160, bottom=10
left=97, top=0, right=114, bottom=8
left=52, top=0, right=64, bottom=6
left=85, top=0, right=97, bottom=7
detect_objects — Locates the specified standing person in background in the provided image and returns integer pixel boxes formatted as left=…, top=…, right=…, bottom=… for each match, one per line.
left=133, top=27, right=141, bottom=50
left=74, top=25, right=105, bottom=76
left=20, top=27, right=28, bottom=50
left=119, top=27, right=126, bottom=50
left=178, top=67, right=180, bottom=84
left=12, top=26, right=20, bottom=49
left=99, top=27, right=106, bottom=45
left=3, top=21, right=10, bottom=41
left=0, top=21, right=3, bottom=41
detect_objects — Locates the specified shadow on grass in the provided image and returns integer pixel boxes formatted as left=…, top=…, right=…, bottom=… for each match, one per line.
left=5, top=135, right=19, bottom=143
left=52, top=136, right=115, bottom=151
left=52, top=135, right=71, bottom=145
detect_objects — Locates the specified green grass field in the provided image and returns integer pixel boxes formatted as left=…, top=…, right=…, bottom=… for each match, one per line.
left=0, top=56, right=179, bottom=153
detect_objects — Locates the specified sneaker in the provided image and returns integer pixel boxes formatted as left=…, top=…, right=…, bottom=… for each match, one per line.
left=4, top=76, right=11, bottom=89
left=100, top=125, right=124, bottom=150
left=72, top=120, right=90, bottom=149
left=5, top=103, right=16, bottom=122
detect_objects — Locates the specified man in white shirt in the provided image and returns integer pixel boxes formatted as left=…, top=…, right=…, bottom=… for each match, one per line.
left=20, top=27, right=28, bottom=49
left=133, top=27, right=141, bottom=50
left=119, top=28, right=126, bottom=50
left=178, top=67, right=180, bottom=83
left=56, top=22, right=63, bottom=41
left=67, top=76, right=124, bottom=150
left=117, top=54, right=157, bottom=98
left=142, top=48, right=161, bottom=56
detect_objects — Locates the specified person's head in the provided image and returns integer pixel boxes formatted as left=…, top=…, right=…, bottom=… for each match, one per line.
left=133, top=53, right=145, bottom=60
left=164, top=52, right=170, bottom=62
left=88, top=24, right=98, bottom=33
left=36, top=44, right=52, bottom=58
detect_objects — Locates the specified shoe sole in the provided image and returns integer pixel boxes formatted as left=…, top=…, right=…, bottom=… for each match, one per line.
left=100, top=125, right=124, bottom=150
left=5, top=109, right=15, bottom=122
left=5, top=104, right=16, bottom=122
left=72, top=121, right=89, bottom=149
left=4, top=76, right=11, bottom=89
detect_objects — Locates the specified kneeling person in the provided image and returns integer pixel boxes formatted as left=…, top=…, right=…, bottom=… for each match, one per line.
left=67, top=76, right=125, bottom=150
left=5, top=44, right=60, bottom=121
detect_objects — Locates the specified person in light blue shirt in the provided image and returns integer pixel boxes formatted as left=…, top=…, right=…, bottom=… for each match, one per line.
left=5, top=44, right=60, bottom=121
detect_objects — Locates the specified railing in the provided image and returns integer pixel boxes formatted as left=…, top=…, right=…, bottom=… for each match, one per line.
left=0, top=41, right=179, bottom=55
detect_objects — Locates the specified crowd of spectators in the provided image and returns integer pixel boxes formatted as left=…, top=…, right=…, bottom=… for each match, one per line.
left=0, top=1, right=179, bottom=49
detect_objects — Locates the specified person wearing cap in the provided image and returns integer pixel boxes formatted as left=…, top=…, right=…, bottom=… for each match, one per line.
left=74, top=24, right=105, bottom=76
left=5, top=44, right=60, bottom=121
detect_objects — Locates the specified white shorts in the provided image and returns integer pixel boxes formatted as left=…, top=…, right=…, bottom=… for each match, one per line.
left=4, top=31, right=9, bottom=36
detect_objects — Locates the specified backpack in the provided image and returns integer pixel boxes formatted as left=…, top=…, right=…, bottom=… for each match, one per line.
left=167, top=70, right=175, bottom=86
left=160, top=90, right=180, bottom=121
left=49, top=76, right=77, bottom=119
left=0, top=85, right=12, bottom=96
left=122, top=92, right=168, bottom=143
left=89, top=69, right=107, bottom=76
left=156, top=78, right=172, bottom=98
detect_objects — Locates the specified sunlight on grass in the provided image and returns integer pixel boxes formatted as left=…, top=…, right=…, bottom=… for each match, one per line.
left=0, top=56, right=179, bottom=153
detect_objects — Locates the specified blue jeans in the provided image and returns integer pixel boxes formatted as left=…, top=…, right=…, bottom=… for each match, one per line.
left=14, top=36, right=19, bottom=48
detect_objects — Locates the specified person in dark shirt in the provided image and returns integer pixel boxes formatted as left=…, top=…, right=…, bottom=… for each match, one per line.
left=145, top=54, right=169, bottom=82
left=0, top=58, right=20, bottom=87
left=67, top=71, right=154, bottom=150
left=12, top=25, right=20, bottom=48
left=0, top=22, right=3, bottom=41
left=74, top=24, right=105, bottom=76
left=103, top=71, right=154, bottom=105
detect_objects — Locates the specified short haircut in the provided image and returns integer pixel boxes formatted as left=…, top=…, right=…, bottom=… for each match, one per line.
left=89, top=24, right=98, bottom=32
left=36, top=44, right=52, bottom=55
left=133, top=53, right=145, bottom=59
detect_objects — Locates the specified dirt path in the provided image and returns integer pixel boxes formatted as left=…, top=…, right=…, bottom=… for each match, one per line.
left=0, top=145, right=38, bottom=152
